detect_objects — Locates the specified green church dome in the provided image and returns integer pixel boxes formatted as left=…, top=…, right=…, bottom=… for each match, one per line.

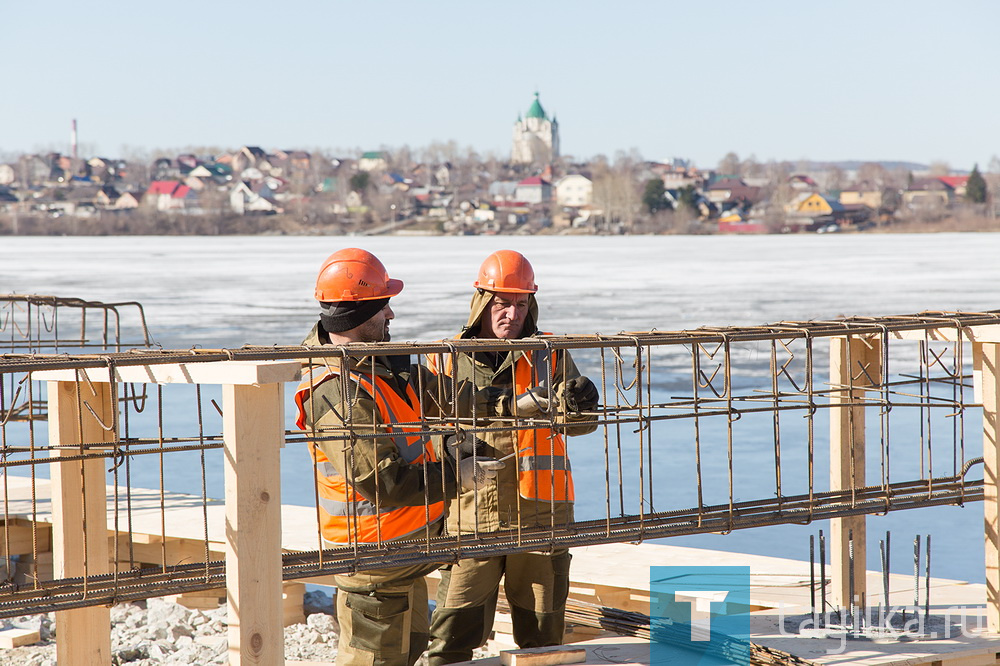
left=526, top=92, right=547, bottom=120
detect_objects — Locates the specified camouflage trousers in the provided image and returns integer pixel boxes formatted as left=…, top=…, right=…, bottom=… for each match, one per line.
left=334, top=562, right=440, bottom=666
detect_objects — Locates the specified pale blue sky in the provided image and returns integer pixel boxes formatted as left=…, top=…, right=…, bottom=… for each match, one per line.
left=3, top=1, right=997, bottom=170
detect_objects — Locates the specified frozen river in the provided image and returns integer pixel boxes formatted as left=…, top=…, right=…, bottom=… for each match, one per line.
left=3, top=233, right=1000, bottom=582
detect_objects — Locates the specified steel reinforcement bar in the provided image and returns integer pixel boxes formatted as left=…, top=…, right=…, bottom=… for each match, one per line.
left=2, top=309, right=1000, bottom=373
left=0, top=472, right=980, bottom=619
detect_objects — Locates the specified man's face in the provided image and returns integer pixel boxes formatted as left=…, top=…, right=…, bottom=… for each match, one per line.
left=355, top=302, right=394, bottom=342
left=481, top=292, right=529, bottom=339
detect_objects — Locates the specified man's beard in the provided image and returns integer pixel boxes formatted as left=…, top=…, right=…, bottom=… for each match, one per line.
left=357, top=317, right=388, bottom=343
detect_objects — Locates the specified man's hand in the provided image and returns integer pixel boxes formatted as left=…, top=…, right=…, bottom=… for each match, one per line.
left=513, top=386, right=550, bottom=416
left=561, top=376, right=599, bottom=413
left=459, top=457, right=505, bottom=491
left=444, top=431, right=489, bottom=459
left=474, top=386, right=509, bottom=417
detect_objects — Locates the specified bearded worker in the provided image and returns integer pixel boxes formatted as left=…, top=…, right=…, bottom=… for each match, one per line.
left=426, top=249, right=600, bottom=665
left=294, top=248, right=505, bottom=666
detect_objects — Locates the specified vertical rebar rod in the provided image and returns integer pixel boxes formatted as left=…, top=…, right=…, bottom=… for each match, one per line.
left=771, top=341, right=783, bottom=508
left=849, top=528, right=855, bottom=631
left=924, top=534, right=931, bottom=623
left=810, top=534, right=817, bottom=627
left=911, top=535, right=920, bottom=624
left=819, top=529, right=826, bottom=628
left=880, top=537, right=888, bottom=630
left=886, top=530, right=892, bottom=626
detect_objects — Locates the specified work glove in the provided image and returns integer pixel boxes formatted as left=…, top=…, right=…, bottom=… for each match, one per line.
left=473, top=386, right=509, bottom=417
left=444, top=431, right=489, bottom=459
left=458, top=457, right=505, bottom=491
left=511, top=386, right=551, bottom=417
left=560, top=376, right=599, bottom=413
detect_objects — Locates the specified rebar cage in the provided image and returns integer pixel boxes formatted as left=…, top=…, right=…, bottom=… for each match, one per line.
left=0, top=308, right=996, bottom=619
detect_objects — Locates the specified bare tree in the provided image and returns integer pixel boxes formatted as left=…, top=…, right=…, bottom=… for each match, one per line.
left=717, top=152, right=740, bottom=175
left=928, top=160, right=951, bottom=176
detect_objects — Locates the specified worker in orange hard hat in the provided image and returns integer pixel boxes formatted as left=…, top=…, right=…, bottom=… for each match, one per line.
left=426, top=250, right=600, bottom=665
left=294, top=248, right=506, bottom=666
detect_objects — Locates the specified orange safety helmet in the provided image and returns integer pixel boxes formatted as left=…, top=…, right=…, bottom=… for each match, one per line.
left=314, top=248, right=404, bottom=302
left=474, top=250, right=538, bottom=294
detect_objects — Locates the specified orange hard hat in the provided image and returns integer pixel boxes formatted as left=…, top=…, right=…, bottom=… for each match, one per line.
left=314, top=248, right=403, bottom=302
left=474, top=250, right=537, bottom=294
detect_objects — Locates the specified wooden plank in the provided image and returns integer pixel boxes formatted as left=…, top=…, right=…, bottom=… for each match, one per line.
left=500, top=646, right=587, bottom=665
left=48, top=379, right=113, bottom=665
left=224, top=382, right=284, bottom=666
left=891, top=324, right=1000, bottom=344
left=0, top=627, right=40, bottom=648
left=829, top=335, right=881, bottom=610
left=111, top=536, right=225, bottom=568
left=979, top=343, right=1000, bottom=632
left=32, top=360, right=301, bottom=386
left=0, top=520, right=51, bottom=557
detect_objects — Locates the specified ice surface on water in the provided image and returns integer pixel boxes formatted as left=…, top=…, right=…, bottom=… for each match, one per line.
left=3, top=233, right=999, bottom=581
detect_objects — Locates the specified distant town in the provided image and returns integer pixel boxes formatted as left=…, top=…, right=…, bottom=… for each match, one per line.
left=1, top=94, right=997, bottom=236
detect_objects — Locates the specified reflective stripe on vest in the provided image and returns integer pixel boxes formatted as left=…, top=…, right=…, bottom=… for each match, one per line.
left=517, top=454, right=572, bottom=472
left=294, top=363, right=444, bottom=545
left=512, top=345, right=573, bottom=502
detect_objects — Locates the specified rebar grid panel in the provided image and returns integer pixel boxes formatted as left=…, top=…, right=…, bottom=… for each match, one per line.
left=1, top=295, right=153, bottom=354
left=0, top=309, right=995, bottom=620
left=1, top=295, right=154, bottom=425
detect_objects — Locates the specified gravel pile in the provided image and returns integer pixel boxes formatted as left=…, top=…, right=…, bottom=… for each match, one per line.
left=1, top=591, right=340, bottom=665
left=0, top=590, right=497, bottom=664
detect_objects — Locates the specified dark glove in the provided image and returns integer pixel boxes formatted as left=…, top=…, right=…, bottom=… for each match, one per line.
left=562, top=376, right=599, bottom=413
left=444, top=431, right=490, bottom=460
left=474, top=386, right=509, bottom=417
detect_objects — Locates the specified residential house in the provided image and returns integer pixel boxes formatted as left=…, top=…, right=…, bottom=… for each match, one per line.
left=705, top=178, right=762, bottom=213
left=144, top=180, right=195, bottom=212
left=840, top=181, right=886, bottom=210
left=434, top=163, right=451, bottom=186
left=489, top=181, right=519, bottom=202
left=269, top=150, right=312, bottom=177
left=231, top=146, right=269, bottom=174
left=0, top=187, right=17, bottom=213
left=515, top=177, right=551, bottom=204
left=188, top=163, right=232, bottom=185
left=785, top=192, right=845, bottom=230
left=230, top=180, right=281, bottom=215
left=938, top=175, right=969, bottom=199
left=64, top=186, right=102, bottom=217
left=115, top=191, right=142, bottom=209
left=19, top=155, right=50, bottom=187
left=661, top=168, right=703, bottom=190
left=86, top=158, right=112, bottom=183
left=358, top=151, right=388, bottom=172
left=554, top=174, right=592, bottom=207
left=152, top=158, right=181, bottom=181
left=788, top=174, right=818, bottom=191
left=902, top=177, right=959, bottom=209
left=95, top=185, right=122, bottom=208
left=46, top=153, right=74, bottom=183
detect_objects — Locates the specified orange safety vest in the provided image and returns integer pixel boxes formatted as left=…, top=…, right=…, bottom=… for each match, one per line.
left=428, top=340, right=574, bottom=503
left=294, top=364, right=444, bottom=546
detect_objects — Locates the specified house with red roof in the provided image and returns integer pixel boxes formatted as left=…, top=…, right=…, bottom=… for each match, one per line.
left=144, top=180, right=196, bottom=212
left=903, top=176, right=967, bottom=209
left=515, top=176, right=551, bottom=204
